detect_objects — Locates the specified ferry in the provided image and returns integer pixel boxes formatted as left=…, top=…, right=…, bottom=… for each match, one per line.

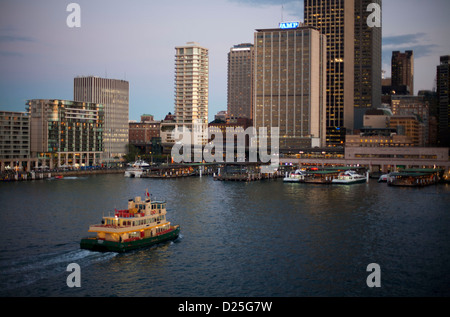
left=80, top=192, right=180, bottom=253
left=332, top=170, right=367, bottom=185
left=387, top=169, right=440, bottom=187
left=283, top=170, right=306, bottom=183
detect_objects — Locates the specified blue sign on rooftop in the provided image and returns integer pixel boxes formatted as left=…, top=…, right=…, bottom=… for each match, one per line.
left=279, top=22, right=300, bottom=29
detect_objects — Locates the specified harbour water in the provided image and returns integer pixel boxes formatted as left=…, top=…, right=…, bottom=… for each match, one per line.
left=0, top=174, right=449, bottom=297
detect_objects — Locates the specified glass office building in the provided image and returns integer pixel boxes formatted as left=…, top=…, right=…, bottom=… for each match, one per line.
left=74, top=76, right=129, bottom=164
left=354, top=0, right=382, bottom=129
left=304, top=0, right=355, bottom=146
left=27, top=99, right=104, bottom=168
left=227, top=43, right=254, bottom=120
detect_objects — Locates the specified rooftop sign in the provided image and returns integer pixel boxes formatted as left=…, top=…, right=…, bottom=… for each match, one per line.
left=279, top=21, right=300, bottom=29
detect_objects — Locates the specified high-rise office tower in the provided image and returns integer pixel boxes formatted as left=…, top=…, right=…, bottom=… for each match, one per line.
left=304, top=0, right=355, bottom=146
left=227, top=43, right=254, bottom=121
left=74, top=76, right=129, bottom=164
left=354, top=0, right=382, bottom=129
left=391, top=50, right=414, bottom=95
left=253, top=24, right=327, bottom=149
left=437, top=55, right=450, bottom=147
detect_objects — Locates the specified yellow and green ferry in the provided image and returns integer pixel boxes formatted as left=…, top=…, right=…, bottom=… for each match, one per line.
left=80, top=192, right=180, bottom=253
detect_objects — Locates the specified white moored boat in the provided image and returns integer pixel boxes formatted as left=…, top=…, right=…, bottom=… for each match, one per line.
left=332, top=170, right=367, bottom=185
left=283, top=170, right=306, bottom=183
left=378, top=173, right=391, bottom=183
left=124, top=160, right=150, bottom=178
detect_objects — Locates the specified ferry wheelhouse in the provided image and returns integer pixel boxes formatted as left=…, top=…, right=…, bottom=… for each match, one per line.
left=80, top=193, right=180, bottom=253
left=304, top=170, right=339, bottom=184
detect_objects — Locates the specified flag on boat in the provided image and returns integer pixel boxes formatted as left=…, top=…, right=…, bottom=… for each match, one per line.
left=146, top=188, right=150, bottom=198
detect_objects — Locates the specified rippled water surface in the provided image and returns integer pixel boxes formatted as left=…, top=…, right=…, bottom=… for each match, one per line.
left=0, top=174, right=449, bottom=296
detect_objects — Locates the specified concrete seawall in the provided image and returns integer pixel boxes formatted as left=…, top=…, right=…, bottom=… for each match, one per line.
left=1, top=169, right=125, bottom=181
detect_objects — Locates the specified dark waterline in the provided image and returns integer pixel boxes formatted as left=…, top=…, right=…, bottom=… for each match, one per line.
left=0, top=174, right=449, bottom=297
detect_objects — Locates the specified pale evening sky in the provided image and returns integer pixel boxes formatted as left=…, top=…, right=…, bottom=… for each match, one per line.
left=0, top=0, right=449, bottom=122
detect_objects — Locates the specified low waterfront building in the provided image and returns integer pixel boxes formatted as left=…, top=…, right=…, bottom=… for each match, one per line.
left=214, top=111, right=228, bottom=122
left=363, top=108, right=391, bottom=129
left=160, top=112, right=176, bottom=154
left=344, top=146, right=449, bottom=173
left=27, top=99, right=104, bottom=168
left=208, top=118, right=253, bottom=162
left=129, top=114, right=161, bottom=154
left=280, top=146, right=450, bottom=174
left=346, top=128, right=414, bottom=147
left=391, top=95, right=430, bottom=146
left=389, top=115, right=422, bottom=146
left=0, top=111, right=38, bottom=172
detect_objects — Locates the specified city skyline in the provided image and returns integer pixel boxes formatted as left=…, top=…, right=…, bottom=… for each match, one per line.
left=1, top=0, right=449, bottom=122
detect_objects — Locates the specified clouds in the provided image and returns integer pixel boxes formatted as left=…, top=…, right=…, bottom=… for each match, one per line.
left=383, top=32, right=438, bottom=59
left=382, top=32, right=439, bottom=73
left=381, top=31, right=441, bottom=89
left=0, top=30, right=36, bottom=63
left=227, top=0, right=303, bottom=18
left=1, top=0, right=449, bottom=119
left=0, top=35, right=36, bottom=43
left=228, top=0, right=300, bottom=5
left=383, top=33, right=427, bottom=47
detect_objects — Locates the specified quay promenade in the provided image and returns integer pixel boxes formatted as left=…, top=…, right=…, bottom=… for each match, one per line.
left=2, top=145, right=449, bottom=182
left=0, top=167, right=125, bottom=181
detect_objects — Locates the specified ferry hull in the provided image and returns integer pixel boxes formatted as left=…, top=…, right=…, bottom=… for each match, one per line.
left=332, top=178, right=367, bottom=185
left=80, top=226, right=180, bottom=253
left=283, top=178, right=304, bottom=183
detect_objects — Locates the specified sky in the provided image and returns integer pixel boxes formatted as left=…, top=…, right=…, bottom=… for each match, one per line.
left=1, top=0, right=449, bottom=122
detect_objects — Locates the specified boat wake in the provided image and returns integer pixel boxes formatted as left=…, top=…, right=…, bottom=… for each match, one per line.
left=0, top=247, right=116, bottom=294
